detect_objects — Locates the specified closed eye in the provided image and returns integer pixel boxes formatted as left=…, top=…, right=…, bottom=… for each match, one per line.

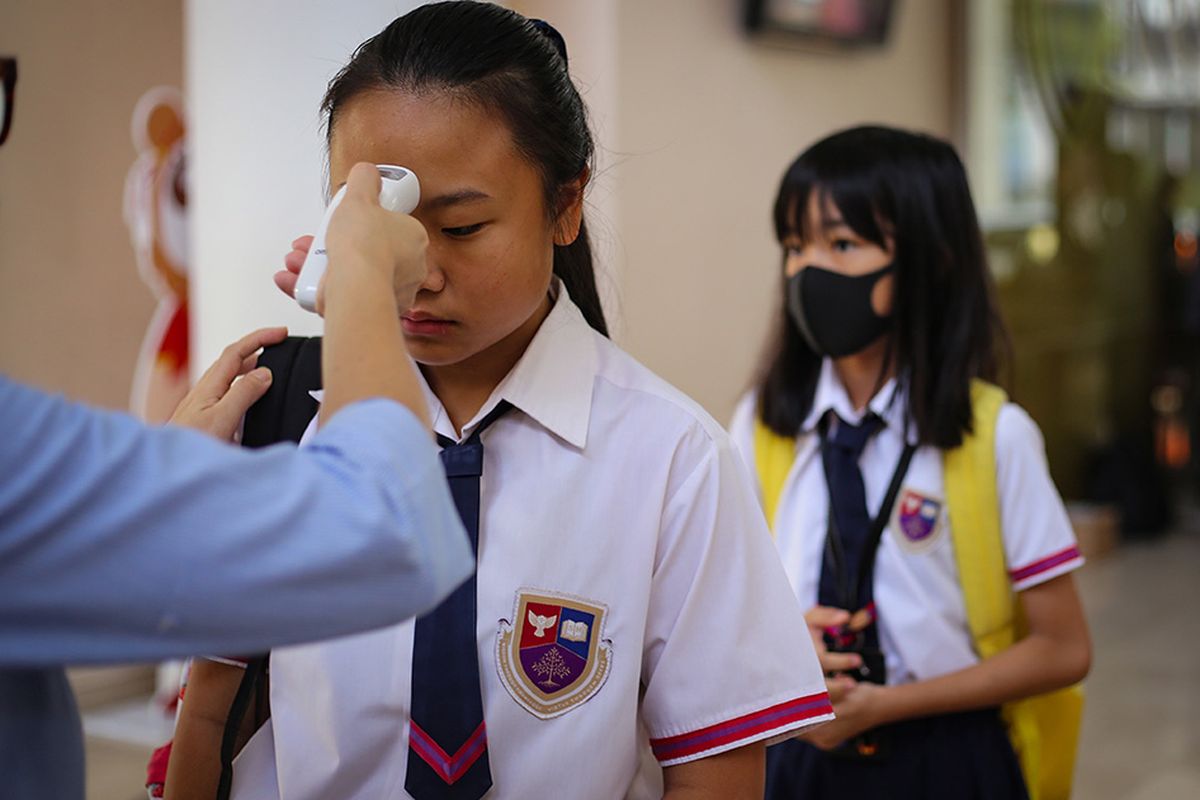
left=443, top=223, right=486, bottom=238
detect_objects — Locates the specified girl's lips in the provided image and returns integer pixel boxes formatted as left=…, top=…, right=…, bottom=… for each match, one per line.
left=401, top=313, right=454, bottom=336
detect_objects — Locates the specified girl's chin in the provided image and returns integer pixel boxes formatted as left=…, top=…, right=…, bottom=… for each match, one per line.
left=406, top=340, right=473, bottom=368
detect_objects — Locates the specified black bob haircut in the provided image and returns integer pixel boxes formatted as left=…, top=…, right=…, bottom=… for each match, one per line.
left=320, top=1, right=608, bottom=337
left=757, top=125, right=1010, bottom=449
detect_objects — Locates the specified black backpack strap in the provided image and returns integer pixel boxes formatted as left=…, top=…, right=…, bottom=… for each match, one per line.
left=216, top=657, right=267, bottom=800
left=242, top=336, right=324, bottom=447
left=215, top=336, right=323, bottom=800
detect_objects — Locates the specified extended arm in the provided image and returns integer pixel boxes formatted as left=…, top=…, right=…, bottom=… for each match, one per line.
left=0, top=164, right=470, bottom=665
left=803, top=573, right=1090, bottom=749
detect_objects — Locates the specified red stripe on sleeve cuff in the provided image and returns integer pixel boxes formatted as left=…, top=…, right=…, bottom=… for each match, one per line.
left=1008, top=545, right=1082, bottom=584
left=649, top=692, right=833, bottom=765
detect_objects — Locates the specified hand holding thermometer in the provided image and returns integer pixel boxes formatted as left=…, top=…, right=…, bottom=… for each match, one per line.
left=294, top=164, right=421, bottom=312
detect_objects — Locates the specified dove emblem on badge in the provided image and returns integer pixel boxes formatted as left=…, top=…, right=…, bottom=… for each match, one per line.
left=528, top=610, right=558, bottom=637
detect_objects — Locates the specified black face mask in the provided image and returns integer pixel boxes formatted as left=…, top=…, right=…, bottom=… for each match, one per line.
left=786, top=263, right=894, bottom=358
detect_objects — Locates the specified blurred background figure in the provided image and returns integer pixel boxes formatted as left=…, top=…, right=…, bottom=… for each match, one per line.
left=124, top=86, right=190, bottom=426
left=122, top=87, right=192, bottom=727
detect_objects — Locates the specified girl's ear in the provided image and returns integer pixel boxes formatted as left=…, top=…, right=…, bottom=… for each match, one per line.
left=553, top=168, right=589, bottom=246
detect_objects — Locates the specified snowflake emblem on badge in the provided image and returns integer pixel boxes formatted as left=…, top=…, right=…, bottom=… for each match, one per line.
left=496, top=590, right=612, bottom=719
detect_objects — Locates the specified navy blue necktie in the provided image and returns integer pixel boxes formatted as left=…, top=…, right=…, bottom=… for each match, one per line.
left=406, top=401, right=511, bottom=800
left=818, top=412, right=881, bottom=611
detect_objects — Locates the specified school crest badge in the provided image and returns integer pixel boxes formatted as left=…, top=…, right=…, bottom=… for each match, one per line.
left=496, top=590, right=612, bottom=719
left=893, top=489, right=944, bottom=552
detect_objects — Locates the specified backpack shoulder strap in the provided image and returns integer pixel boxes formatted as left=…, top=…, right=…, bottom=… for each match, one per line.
left=945, top=381, right=1085, bottom=800
left=943, top=379, right=1013, bottom=657
left=216, top=657, right=267, bottom=800
left=214, top=337, right=323, bottom=800
left=242, top=336, right=323, bottom=447
left=752, top=418, right=798, bottom=536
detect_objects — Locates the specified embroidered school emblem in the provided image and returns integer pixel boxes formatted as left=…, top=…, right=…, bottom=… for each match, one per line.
left=894, top=489, right=944, bottom=550
left=496, top=590, right=612, bottom=719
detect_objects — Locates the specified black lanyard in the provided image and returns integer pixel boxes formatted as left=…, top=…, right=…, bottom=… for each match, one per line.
left=818, top=419, right=916, bottom=613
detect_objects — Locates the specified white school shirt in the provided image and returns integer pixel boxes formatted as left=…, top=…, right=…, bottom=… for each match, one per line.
left=231, top=286, right=832, bottom=800
left=728, top=358, right=1084, bottom=686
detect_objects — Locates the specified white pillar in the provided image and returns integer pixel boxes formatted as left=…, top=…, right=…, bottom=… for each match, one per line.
left=185, top=0, right=423, bottom=375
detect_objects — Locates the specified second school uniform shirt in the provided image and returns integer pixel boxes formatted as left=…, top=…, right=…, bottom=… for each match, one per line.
left=729, top=359, right=1085, bottom=687
left=229, top=284, right=832, bottom=800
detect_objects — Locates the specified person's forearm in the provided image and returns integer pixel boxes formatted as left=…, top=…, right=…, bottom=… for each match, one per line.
left=874, top=630, right=1090, bottom=726
left=165, top=712, right=227, bottom=800
left=873, top=575, right=1090, bottom=727
left=320, top=258, right=428, bottom=428
left=165, top=661, right=254, bottom=800
left=0, top=378, right=470, bottom=664
left=662, top=742, right=764, bottom=799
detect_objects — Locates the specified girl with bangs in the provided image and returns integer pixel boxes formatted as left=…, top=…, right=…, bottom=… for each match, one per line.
left=729, top=125, right=1092, bottom=799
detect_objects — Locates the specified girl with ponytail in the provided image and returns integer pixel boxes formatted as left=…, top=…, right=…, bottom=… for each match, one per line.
left=165, top=4, right=829, bottom=799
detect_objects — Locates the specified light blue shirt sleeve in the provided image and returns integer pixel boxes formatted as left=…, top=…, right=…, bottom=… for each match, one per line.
left=0, top=375, right=472, bottom=665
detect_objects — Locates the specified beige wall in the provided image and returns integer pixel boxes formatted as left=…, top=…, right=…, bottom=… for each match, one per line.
left=517, top=0, right=954, bottom=421
left=185, top=0, right=423, bottom=374
left=0, top=0, right=951, bottom=425
left=0, top=0, right=183, bottom=409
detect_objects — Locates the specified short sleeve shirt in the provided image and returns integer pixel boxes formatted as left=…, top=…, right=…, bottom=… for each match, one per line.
left=231, top=287, right=831, bottom=800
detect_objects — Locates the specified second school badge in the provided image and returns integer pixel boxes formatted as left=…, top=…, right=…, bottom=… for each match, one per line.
left=892, top=488, right=945, bottom=552
left=496, top=590, right=612, bottom=719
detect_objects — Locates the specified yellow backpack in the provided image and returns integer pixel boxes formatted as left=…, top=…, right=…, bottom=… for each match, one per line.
left=752, top=380, right=1083, bottom=800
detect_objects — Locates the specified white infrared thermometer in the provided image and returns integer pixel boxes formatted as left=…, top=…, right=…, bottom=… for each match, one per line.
left=294, top=164, right=421, bottom=312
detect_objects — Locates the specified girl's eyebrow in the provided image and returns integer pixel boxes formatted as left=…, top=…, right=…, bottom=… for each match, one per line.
left=424, top=188, right=492, bottom=210
left=327, top=185, right=492, bottom=209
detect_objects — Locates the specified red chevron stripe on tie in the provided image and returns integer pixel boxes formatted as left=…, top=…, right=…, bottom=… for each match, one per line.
left=408, top=721, right=489, bottom=785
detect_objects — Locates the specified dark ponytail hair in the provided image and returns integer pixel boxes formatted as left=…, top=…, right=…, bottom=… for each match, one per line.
left=758, top=125, right=1011, bottom=449
left=321, top=1, right=608, bottom=336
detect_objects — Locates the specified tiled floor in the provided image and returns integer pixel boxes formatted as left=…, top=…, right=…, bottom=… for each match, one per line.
left=84, top=737, right=156, bottom=800
left=83, top=531, right=1199, bottom=798
left=82, top=696, right=174, bottom=799
left=1071, top=529, right=1200, bottom=799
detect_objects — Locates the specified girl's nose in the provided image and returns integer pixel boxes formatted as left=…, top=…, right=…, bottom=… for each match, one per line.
left=417, top=233, right=447, bottom=294
left=418, top=260, right=446, bottom=294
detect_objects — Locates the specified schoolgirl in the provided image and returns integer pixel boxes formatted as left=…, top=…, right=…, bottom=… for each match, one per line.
left=165, top=4, right=831, bottom=799
left=729, top=125, right=1092, bottom=799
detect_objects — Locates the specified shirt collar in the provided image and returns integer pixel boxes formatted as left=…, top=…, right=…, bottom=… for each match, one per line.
left=801, top=357, right=910, bottom=439
left=305, top=283, right=597, bottom=449
left=425, top=279, right=597, bottom=449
